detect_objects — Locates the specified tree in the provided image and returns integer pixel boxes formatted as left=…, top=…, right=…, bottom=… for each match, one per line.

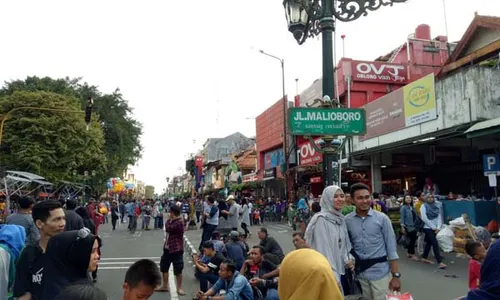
left=0, top=91, right=107, bottom=183
left=0, top=76, right=143, bottom=182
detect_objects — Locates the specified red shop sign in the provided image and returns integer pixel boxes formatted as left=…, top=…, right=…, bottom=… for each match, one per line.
left=310, top=177, right=322, bottom=184
left=349, top=172, right=370, bottom=182
left=351, top=61, right=407, bottom=84
left=299, top=139, right=323, bottom=166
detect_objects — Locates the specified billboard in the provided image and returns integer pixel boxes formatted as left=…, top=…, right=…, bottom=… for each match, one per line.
left=361, top=73, right=437, bottom=140
left=298, top=138, right=323, bottom=166
left=351, top=60, right=408, bottom=84
left=297, top=78, right=322, bottom=107
left=264, top=148, right=284, bottom=169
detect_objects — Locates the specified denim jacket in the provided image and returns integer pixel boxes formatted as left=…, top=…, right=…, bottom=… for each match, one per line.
left=212, top=271, right=254, bottom=300
left=400, top=205, right=417, bottom=232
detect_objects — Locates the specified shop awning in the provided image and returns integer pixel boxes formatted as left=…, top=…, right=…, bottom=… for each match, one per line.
left=465, top=117, right=500, bottom=138
left=351, top=124, right=470, bottom=158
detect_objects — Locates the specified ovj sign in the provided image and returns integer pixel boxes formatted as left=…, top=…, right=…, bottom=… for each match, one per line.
left=288, top=108, right=366, bottom=136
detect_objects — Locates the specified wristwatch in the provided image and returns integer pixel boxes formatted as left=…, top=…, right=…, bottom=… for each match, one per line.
left=392, top=272, right=401, bottom=278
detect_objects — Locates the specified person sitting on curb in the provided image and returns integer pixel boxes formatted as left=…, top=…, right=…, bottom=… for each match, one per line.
left=196, top=259, right=253, bottom=300
left=240, top=246, right=279, bottom=300
left=194, top=241, right=225, bottom=293
left=258, top=227, right=284, bottom=265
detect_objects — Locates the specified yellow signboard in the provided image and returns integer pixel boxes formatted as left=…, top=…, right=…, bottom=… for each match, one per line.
left=403, top=73, right=437, bottom=126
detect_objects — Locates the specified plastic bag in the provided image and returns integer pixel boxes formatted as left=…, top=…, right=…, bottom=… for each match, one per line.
left=386, top=292, right=414, bottom=300
left=400, top=234, right=410, bottom=249
left=437, top=225, right=455, bottom=252
left=416, top=232, right=425, bottom=256
left=474, top=226, right=492, bottom=246
left=449, top=217, right=466, bottom=229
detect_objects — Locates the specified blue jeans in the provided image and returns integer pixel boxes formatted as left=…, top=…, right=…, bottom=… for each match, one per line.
left=199, top=272, right=218, bottom=292
left=266, top=288, right=279, bottom=300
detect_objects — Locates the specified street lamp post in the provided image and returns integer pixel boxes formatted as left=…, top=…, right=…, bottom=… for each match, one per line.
left=283, top=0, right=407, bottom=187
left=259, top=50, right=289, bottom=199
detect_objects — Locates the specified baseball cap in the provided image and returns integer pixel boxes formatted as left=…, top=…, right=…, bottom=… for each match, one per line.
left=229, top=231, right=239, bottom=240
left=226, top=195, right=235, bottom=201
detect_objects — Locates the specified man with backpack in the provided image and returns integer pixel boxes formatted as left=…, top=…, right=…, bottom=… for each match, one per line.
left=13, top=200, right=66, bottom=300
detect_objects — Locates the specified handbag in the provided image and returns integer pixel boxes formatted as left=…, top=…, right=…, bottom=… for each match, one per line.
left=342, top=268, right=362, bottom=296
left=411, top=209, right=424, bottom=232
left=400, top=234, right=410, bottom=249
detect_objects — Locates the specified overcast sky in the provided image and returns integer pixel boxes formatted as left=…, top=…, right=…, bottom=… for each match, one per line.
left=1, top=0, right=498, bottom=192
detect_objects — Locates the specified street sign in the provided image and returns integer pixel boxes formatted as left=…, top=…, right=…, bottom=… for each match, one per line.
left=482, top=154, right=500, bottom=176
left=288, top=108, right=366, bottom=135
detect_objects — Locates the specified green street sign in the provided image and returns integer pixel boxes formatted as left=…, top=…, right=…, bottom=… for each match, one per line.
left=288, top=107, right=366, bottom=136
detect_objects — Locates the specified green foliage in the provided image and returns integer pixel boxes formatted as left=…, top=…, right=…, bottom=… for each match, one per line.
left=0, top=76, right=143, bottom=184
left=0, top=91, right=107, bottom=182
left=479, top=58, right=499, bottom=68
left=230, top=183, right=245, bottom=192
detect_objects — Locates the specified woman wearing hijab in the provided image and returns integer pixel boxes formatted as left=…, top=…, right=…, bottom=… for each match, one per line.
left=463, top=240, right=500, bottom=299
left=0, top=224, right=26, bottom=300
left=75, top=206, right=101, bottom=282
left=305, top=185, right=352, bottom=288
left=41, top=228, right=100, bottom=299
left=419, top=194, right=446, bottom=268
left=278, top=248, right=343, bottom=300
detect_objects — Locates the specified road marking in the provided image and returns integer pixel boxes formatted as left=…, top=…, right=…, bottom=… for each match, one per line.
left=277, top=230, right=288, bottom=233
left=100, top=257, right=159, bottom=260
left=99, top=261, right=160, bottom=265
left=169, top=267, right=179, bottom=300
left=98, top=258, right=161, bottom=270
left=99, top=266, right=130, bottom=270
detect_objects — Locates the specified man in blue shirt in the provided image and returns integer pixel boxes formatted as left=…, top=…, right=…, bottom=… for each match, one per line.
left=345, top=183, right=401, bottom=300
left=125, top=200, right=137, bottom=233
left=196, top=259, right=253, bottom=300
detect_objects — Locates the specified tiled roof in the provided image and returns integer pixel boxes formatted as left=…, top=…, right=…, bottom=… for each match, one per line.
left=446, top=14, right=500, bottom=64
left=234, top=147, right=256, bottom=170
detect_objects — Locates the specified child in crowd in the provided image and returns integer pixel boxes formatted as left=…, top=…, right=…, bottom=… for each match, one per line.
left=465, top=240, right=487, bottom=290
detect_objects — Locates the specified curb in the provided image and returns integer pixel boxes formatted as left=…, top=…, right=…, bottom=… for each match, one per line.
left=184, top=235, right=197, bottom=267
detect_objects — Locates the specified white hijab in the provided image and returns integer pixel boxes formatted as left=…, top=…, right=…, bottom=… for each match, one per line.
left=305, top=185, right=351, bottom=281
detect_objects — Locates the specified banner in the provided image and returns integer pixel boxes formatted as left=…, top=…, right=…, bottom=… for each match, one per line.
left=361, top=73, right=437, bottom=140
left=403, top=73, right=437, bottom=126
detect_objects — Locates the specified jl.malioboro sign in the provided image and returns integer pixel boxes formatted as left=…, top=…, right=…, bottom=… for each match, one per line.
left=288, top=108, right=366, bottom=136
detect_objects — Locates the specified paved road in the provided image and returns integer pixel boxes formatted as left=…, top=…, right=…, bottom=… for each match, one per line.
left=97, top=218, right=470, bottom=299
left=95, top=217, right=199, bottom=300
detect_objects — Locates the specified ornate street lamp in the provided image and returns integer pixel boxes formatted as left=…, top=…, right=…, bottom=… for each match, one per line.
left=283, top=0, right=407, bottom=187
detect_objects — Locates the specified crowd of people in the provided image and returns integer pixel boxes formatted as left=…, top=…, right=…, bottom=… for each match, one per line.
left=0, top=197, right=164, bottom=300
left=178, top=183, right=500, bottom=300
left=2, top=184, right=500, bottom=300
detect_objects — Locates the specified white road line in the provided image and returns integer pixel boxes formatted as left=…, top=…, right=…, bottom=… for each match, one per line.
left=100, top=257, right=159, bottom=260
left=99, top=266, right=129, bottom=270
left=99, top=261, right=160, bottom=265
left=168, top=267, right=179, bottom=300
